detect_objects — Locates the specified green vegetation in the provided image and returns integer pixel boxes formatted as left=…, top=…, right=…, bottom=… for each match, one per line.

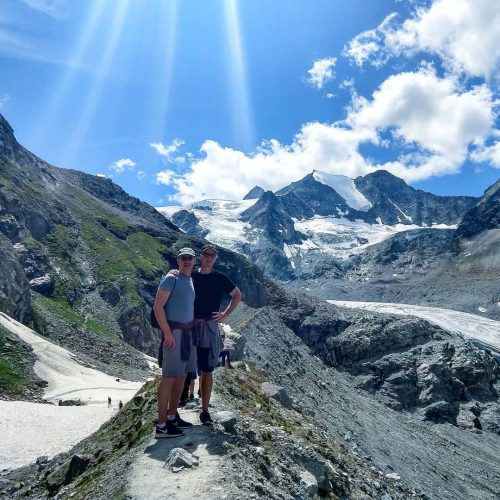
left=33, top=294, right=115, bottom=338
left=0, top=325, right=32, bottom=396
left=219, top=364, right=298, bottom=437
left=82, top=222, right=167, bottom=305
left=43, top=224, right=78, bottom=260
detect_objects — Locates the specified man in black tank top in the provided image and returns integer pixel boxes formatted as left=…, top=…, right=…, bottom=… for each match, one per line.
left=194, top=244, right=242, bottom=425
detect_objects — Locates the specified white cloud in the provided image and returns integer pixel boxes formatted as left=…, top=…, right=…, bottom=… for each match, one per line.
left=307, top=57, right=337, bottom=89
left=156, top=169, right=178, bottom=186
left=344, top=13, right=398, bottom=67
left=344, top=0, right=500, bottom=79
left=22, top=0, right=68, bottom=20
left=166, top=68, right=496, bottom=204
left=109, top=158, right=136, bottom=173
left=470, top=142, right=500, bottom=168
left=150, top=139, right=185, bottom=162
left=137, top=170, right=146, bottom=180
left=347, top=69, right=495, bottom=163
left=0, top=94, right=10, bottom=108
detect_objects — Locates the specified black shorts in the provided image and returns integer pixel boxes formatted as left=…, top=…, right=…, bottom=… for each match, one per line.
left=197, top=347, right=215, bottom=373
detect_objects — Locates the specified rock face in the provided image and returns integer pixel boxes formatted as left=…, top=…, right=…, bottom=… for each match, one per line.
left=0, top=236, right=32, bottom=323
left=455, top=179, right=500, bottom=240
left=243, top=185, right=265, bottom=200
left=259, top=281, right=500, bottom=433
left=229, top=303, right=500, bottom=499
left=277, top=173, right=361, bottom=219
left=170, top=209, right=208, bottom=238
left=354, top=170, right=477, bottom=226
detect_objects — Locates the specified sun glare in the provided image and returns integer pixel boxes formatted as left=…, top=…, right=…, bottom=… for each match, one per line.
left=224, top=0, right=254, bottom=151
left=30, top=0, right=107, bottom=150
left=61, top=0, right=131, bottom=166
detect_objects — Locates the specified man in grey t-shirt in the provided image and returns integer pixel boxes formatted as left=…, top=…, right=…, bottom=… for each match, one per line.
left=153, top=247, right=197, bottom=438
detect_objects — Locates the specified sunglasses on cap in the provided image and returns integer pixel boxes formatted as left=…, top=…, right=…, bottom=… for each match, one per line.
left=179, top=255, right=194, bottom=261
left=201, top=251, right=217, bottom=257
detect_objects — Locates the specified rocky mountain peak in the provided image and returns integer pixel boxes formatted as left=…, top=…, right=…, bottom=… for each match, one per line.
left=0, top=112, right=22, bottom=160
left=276, top=172, right=355, bottom=218
left=243, top=185, right=265, bottom=200
left=456, top=178, right=500, bottom=239
left=357, top=169, right=408, bottom=192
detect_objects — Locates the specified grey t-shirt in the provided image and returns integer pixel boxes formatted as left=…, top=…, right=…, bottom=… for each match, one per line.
left=158, top=273, right=195, bottom=324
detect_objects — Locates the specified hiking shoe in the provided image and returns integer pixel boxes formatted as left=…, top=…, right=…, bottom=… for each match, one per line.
left=174, top=412, right=193, bottom=429
left=199, top=410, right=214, bottom=426
left=155, top=422, right=184, bottom=438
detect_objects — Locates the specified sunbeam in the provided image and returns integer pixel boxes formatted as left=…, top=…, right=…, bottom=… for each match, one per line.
left=28, top=0, right=107, bottom=151
left=60, top=0, right=131, bottom=167
left=224, top=0, right=254, bottom=151
left=147, top=0, right=178, bottom=143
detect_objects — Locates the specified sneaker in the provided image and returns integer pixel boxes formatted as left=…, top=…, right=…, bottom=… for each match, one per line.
left=155, top=422, right=184, bottom=438
left=174, top=412, right=193, bottom=429
left=199, top=410, right=214, bottom=426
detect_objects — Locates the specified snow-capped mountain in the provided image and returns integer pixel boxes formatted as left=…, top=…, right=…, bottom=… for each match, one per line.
left=157, top=170, right=477, bottom=280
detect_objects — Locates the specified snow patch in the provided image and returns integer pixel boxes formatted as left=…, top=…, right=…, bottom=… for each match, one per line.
left=387, top=198, right=412, bottom=222
left=0, top=312, right=145, bottom=470
left=157, top=199, right=257, bottom=250
left=312, top=171, right=372, bottom=211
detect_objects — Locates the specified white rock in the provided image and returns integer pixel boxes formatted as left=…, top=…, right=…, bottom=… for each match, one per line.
left=164, top=448, right=199, bottom=470
left=385, top=472, right=400, bottom=481
left=215, top=410, right=238, bottom=432
left=299, top=470, right=318, bottom=497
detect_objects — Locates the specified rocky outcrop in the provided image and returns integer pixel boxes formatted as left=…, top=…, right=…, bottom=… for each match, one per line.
left=243, top=185, right=265, bottom=200
left=455, top=178, right=500, bottom=240
left=277, top=173, right=361, bottom=219
left=230, top=304, right=500, bottom=499
left=240, top=191, right=304, bottom=245
left=170, top=209, right=208, bottom=238
left=355, top=170, right=477, bottom=225
left=0, top=236, right=32, bottom=323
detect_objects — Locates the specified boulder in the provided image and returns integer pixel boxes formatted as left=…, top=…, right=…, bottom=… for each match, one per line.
left=260, top=382, right=293, bottom=408
left=215, top=410, right=238, bottom=432
left=29, top=274, right=54, bottom=294
left=46, top=454, right=91, bottom=494
left=299, top=470, right=318, bottom=497
left=165, top=448, right=199, bottom=470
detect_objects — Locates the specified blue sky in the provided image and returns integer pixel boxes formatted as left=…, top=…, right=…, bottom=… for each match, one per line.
left=1, top=0, right=499, bottom=206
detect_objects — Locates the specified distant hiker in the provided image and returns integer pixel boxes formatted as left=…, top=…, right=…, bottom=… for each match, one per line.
left=154, top=247, right=197, bottom=438
left=58, top=399, right=62, bottom=406
left=108, top=396, right=111, bottom=407
left=118, top=400, right=123, bottom=410
left=171, top=244, right=242, bottom=425
left=220, top=334, right=235, bottom=368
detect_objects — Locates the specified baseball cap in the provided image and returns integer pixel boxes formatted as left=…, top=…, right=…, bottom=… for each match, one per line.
left=177, top=247, right=196, bottom=257
left=201, top=243, right=218, bottom=254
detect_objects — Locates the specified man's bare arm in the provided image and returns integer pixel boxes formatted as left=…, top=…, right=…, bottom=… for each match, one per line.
left=154, top=289, right=175, bottom=348
left=213, top=287, right=242, bottom=322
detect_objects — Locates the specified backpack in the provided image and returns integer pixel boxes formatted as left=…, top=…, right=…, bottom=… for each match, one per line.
left=151, top=275, right=177, bottom=368
left=150, top=275, right=177, bottom=329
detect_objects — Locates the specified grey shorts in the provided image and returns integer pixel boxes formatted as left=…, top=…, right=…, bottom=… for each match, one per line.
left=161, top=329, right=197, bottom=378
